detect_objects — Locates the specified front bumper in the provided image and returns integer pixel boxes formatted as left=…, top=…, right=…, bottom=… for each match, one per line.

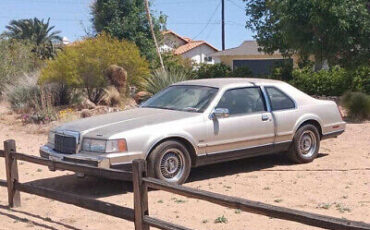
left=40, top=145, right=145, bottom=171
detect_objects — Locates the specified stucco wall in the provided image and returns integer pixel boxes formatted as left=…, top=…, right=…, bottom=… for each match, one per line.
left=161, top=34, right=186, bottom=52
left=182, top=44, right=216, bottom=64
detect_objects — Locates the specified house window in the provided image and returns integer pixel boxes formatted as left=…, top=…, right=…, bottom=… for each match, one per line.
left=204, top=56, right=213, bottom=62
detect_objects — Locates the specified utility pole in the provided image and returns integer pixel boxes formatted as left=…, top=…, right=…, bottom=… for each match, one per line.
left=144, top=0, right=165, bottom=71
left=221, top=0, right=225, bottom=50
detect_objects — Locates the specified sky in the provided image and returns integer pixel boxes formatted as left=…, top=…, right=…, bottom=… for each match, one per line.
left=0, top=0, right=254, bottom=50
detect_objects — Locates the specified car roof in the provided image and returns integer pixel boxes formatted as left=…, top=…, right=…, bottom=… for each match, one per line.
left=174, top=78, right=284, bottom=88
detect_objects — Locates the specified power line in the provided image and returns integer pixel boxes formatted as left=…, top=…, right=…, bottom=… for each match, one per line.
left=226, top=0, right=245, bottom=11
left=193, top=1, right=221, bottom=40
left=0, top=0, right=89, bottom=4
left=156, top=0, right=218, bottom=4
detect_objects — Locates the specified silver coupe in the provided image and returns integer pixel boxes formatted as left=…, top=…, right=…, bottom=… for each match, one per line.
left=40, top=78, right=345, bottom=184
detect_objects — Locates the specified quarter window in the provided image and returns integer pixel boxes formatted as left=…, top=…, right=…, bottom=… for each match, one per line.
left=265, top=87, right=295, bottom=111
left=216, top=87, right=266, bottom=115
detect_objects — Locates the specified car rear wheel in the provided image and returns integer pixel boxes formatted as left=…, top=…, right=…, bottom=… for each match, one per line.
left=147, top=140, right=191, bottom=184
left=288, top=124, right=320, bottom=163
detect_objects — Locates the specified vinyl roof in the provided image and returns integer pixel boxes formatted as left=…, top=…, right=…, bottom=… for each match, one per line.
left=174, top=78, right=283, bottom=88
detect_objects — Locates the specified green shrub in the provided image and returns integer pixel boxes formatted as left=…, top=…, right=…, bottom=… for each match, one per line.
left=351, top=65, right=370, bottom=94
left=230, top=66, right=252, bottom=78
left=39, top=33, right=150, bottom=103
left=341, top=91, right=370, bottom=120
left=145, top=68, right=193, bottom=95
left=270, top=60, right=293, bottom=81
left=291, top=66, right=350, bottom=96
left=153, top=51, right=194, bottom=75
left=195, top=63, right=231, bottom=79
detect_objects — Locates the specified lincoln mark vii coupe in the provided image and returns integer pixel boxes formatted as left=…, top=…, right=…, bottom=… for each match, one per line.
left=40, top=78, right=345, bottom=184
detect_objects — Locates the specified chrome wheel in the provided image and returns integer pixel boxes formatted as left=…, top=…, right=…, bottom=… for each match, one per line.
left=159, top=148, right=185, bottom=182
left=299, top=130, right=317, bottom=158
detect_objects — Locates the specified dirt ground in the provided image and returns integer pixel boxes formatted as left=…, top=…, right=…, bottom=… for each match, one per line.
left=0, top=102, right=369, bottom=230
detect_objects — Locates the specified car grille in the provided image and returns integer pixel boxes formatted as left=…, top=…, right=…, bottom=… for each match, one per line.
left=54, top=134, right=77, bottom=154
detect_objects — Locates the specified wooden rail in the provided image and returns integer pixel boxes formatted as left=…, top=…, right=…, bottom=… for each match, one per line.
left=0, top=149, right=132, bottom=181
left=1, top=139, right=370, bottom=230
left=0, top=139, right=135, bottom=226
left=132, top=159, right=370, bottom=230
left=14, top=181, right=134, bottom=221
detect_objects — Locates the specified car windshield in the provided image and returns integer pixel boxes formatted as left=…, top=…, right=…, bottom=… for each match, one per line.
left=141, top=85, right=218, bottom=113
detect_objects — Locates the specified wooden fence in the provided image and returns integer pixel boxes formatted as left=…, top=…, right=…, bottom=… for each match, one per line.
left=1, top=139, right=370, bottom=230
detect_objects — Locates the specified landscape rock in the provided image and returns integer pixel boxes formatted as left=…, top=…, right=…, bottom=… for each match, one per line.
left=134, top=91, right=151, bottom=104
left=79, top=98, right=96, bottom=110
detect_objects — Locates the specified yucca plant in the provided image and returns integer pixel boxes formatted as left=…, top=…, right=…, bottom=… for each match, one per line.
left=145, top=68, right=194, bottom=95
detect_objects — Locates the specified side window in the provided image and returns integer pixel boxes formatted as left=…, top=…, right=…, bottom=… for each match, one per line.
left=216, top=87, right=266, bottom=115
left=265, top=87, right=295, bottom=111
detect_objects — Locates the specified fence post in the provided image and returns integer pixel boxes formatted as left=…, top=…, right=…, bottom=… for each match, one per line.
left=4, top=139, right=21, bottom=207
left=132, top=159, right=149, bottom=230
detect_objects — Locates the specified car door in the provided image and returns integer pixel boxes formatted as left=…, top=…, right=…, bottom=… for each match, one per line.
left=204, top=87, right=275, bottom=155
left=264, top=86, right=298, bottom=150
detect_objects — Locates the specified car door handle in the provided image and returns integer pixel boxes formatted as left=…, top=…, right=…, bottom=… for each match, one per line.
left=261, top=114, right=269, bottom=121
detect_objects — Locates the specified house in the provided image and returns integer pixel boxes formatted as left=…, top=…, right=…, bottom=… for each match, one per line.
left=161, top=30, right=218, bottom=65
left=211, top=41, right=297, bottom=76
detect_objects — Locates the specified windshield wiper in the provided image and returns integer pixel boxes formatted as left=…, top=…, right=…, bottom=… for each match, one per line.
left=142, top=105, right=179, bottom=111
left=182, top=107, right=199, bottom=112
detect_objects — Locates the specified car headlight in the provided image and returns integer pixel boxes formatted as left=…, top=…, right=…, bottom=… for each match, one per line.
left=82, top=138, right=127, bottom=153
left=48, top=132, right=55, bottom=145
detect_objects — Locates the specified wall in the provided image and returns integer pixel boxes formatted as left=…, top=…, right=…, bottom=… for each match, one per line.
left=213, top=54, right=300, bottom=70
left=182, top=44, right=217, bottom=65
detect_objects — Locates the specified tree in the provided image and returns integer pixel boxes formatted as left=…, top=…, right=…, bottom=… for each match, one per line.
left=2, top=18, right=62, bottom=59
left=39, top=33, right=150, bottom=103
left=91, top=0, right=166, bottom=63
left=245, top=0, right=370, bottom=70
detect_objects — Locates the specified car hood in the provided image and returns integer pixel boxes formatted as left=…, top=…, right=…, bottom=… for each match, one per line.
left=54, top=108, right=200, bottom=138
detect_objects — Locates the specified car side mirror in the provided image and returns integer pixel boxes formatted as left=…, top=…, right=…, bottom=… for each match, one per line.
left=210, top=108, right=230, bottom=119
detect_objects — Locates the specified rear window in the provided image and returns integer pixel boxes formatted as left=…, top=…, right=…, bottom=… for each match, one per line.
left=265, top=87, right=295, bottom=111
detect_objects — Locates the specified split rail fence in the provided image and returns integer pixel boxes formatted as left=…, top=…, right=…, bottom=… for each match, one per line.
left=0, top=139, right=369, bottom=230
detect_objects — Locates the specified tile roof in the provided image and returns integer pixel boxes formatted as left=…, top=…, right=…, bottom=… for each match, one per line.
left=162, top=30, right=188, bottom=43
left=211, top=40, right=280, bottom=57
left=162, top=30, right=218, bottom=55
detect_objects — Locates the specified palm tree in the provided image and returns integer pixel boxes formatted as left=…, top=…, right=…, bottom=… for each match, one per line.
left=3, top=18, right=62, bottom=59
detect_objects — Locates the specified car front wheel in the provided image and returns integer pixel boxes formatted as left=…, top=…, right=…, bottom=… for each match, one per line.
left=147, top=140, right=191, bottom=184
left=288, top=124, right=320, bottom=163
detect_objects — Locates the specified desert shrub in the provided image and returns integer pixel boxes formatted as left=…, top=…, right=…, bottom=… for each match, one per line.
left=47, top=83, right=83, bottom=106
left=195, top=63, right=231, bottom=79
left=341, top=91, right=370, bottom=120
left=6, top=75, right=57, bottom=123
left=0, top=39, right=40, bottom=95
left=230, top=66, right=253, bottom=78
left=39, top=33, right=150, bottom=103
left=98, top=86, right=122, bottom=107
left=7, top=83, right=41, bottom=112
left=145, top=68, right=193, bottom=95
left=291, top=66, right=350, bottom=96
left=351, top=65, right=370, bottom=94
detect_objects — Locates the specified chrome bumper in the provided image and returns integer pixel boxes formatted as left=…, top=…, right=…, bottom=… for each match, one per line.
left=40, top=145, right=145, bottom=170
